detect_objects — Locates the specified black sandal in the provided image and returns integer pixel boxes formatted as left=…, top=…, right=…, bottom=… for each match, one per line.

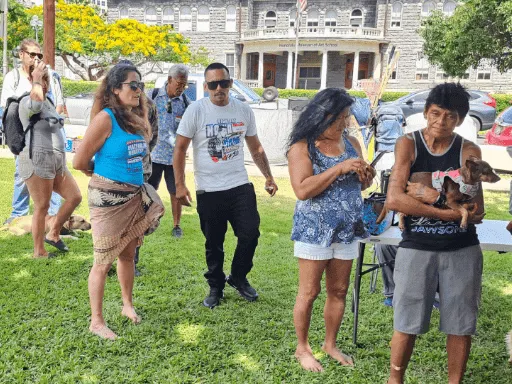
left=44, top=238, right=69, bottom=252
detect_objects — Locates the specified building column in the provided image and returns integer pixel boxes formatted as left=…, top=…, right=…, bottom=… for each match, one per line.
left=352, top=50, right=360, bottom=89
left=286, top=51, right=293, bottom=89
left=258, top=51, right=264, bottom=88
left=241, top=52, right=247, bottom=81
left=320, top=51, right=328, bottom=89
left=373, top=51, right=381, bottom=80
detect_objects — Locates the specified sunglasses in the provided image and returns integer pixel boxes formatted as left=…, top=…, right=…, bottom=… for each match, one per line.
left=23, top=51, right=44, bottom=60
left=166, top=100, right=173, bottom=114
left=121, top=81, right=145, bottom=91
left=206, top=79, right=231, bottom=91
left=45, top=116, right=65, bottom=125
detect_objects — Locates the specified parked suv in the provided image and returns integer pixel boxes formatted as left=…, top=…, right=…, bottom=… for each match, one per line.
left=384, top=89, right=496, bottom=131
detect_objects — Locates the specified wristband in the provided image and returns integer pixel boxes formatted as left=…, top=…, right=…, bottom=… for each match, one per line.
left=433, top=192, right=447, bottom=208
left=32, top=81, right=43, bottom=87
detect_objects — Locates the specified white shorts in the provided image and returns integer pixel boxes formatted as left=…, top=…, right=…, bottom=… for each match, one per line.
left=294, top=241, right=359, bottom=261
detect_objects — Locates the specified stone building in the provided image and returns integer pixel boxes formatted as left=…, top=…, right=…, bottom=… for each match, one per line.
left=106, top=0, right=512, bottom=93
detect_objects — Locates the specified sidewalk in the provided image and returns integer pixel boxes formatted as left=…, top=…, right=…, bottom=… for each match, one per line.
left=0, top=147, right=510, bottom=192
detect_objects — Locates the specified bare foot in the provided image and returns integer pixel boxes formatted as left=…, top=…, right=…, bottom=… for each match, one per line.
left=121, top=306, right=141, bottom=324
left=295, top=348, right=323, bottom=372
left=89, top=324, right=118, bottom=340
left=321, top=344, right=354, bottom=366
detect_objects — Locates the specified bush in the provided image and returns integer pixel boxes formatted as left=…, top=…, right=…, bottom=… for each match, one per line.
left=253, top=88, right=408, bottom=101
left=491, top=94, right=512, bottom=114
left=61, top=79, right=99, bottom=97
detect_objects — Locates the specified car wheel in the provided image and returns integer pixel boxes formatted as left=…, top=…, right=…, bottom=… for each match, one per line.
left=262, top=86, right=279, bottom=102
left=470, top=116, right=482, bottom=133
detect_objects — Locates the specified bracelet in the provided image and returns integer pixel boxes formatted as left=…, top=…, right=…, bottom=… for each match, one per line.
left=433, top=192, right=447, bottom=208
left=32, top=81, right=43, bottom=87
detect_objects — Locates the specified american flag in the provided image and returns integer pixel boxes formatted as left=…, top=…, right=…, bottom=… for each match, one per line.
left=297, top=0, right=307, bottom=13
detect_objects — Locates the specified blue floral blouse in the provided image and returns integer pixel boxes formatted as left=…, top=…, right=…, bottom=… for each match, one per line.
left=291, top=137, right=369, bottom=247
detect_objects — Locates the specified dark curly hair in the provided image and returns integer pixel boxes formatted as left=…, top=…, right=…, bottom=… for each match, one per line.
left=94, top=64, right=150, bottom=138
left=286, top=88, right=354, bottom=154
left=425, top=82, right=470, bottom=120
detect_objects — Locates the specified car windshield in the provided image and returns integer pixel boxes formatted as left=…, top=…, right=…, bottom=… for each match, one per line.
left=233, top=79, right=260, bottom=102
left=501, top=107, right=512, bottom=124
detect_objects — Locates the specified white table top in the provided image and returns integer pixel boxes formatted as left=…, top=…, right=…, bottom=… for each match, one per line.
left=361, top=219, right=512, bottom=253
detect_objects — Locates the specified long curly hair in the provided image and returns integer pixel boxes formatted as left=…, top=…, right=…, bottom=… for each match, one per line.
left=94, top=64, right=150, bottom=138
left=286, top=88, right=354, bottom=154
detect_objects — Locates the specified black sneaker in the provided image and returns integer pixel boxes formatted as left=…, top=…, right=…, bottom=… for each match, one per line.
left=203, top=288, right=224, bottom=309
left=172, top=226, right=183, bottom=238
left=226, top=275, right=258, bottom=302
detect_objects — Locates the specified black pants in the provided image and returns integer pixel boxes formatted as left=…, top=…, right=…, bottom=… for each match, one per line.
left=148, top=162, right=176, bottom=195
left=196, top=183, right=260, bottom=289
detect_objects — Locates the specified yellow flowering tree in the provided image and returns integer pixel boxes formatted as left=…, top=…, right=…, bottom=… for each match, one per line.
left=8, top=1, right=191, bottom=80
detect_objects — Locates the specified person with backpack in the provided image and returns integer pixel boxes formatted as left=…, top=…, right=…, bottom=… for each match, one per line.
left=16, top=60, right=82, bottom=258
left=1, top=38, right=64, bottom=226
left=148, top=64, right=190, bottom=238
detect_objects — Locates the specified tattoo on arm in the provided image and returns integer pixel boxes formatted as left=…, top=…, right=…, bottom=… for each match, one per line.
left=252, top=151, right=272, bottom=179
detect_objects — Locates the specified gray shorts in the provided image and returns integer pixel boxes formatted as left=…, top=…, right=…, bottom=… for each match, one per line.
left=393, top=245, right=483, bottom=336
left=18, top=151, right=67, bottom=180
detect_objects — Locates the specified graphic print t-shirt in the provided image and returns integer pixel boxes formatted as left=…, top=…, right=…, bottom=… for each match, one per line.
left=177, top=97, right=257, bottom=192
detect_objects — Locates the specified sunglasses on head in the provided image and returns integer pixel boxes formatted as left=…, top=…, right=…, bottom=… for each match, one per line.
left=206, top=79, right=231, bottom=91
left=121, top=81, right=145, bottom=91
left=23, top=51, right=43, bottom=60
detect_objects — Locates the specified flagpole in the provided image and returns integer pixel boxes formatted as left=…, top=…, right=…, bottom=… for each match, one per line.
left=293, top=3, right=300, bottom=89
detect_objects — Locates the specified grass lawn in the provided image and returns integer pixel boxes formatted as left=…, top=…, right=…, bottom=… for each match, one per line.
left=0, top=158, right=511, bottom=383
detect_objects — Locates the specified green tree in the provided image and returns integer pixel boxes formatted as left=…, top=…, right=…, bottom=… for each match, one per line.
left=421, top=0, right=512, bottom=77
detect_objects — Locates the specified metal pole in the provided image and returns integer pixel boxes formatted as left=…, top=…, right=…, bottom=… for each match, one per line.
left=293, top=6, right=300, bottom=89
left=43, top=0, right=55, bottom=68
left=35, top=28, right=38, bottom=44
left=2, top=0, right=8, bottom=76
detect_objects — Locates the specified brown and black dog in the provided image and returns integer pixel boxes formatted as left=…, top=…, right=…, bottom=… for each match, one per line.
left=1, top=214, right=91, bottom=237
left=377, top=158, right=501, bottom=229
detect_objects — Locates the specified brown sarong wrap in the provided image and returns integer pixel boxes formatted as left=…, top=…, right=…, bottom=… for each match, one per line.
left=88, top=175, right=165, bottom=264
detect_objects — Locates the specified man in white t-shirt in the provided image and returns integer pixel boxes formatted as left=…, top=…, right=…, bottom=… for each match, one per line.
left=174, top=62, right=278, bottom=309
left=1, top=39, right=64, bottom=225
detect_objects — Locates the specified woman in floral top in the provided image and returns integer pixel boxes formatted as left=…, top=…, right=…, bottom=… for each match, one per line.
left=287, top=88, right=375, bottom=372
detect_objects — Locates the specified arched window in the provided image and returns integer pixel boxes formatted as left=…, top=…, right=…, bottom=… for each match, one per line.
left=163, top=7, right=174, bottom=26
left=443, top=1, right=457, bottom=16
left=325, top=10, right=337, bottom=27
left=422, top=1, right=436, bottom=17
left=119, top=7, right=129, bottom=19
left=145, top=7, right=157, bottom=25
left=390, top=2, right=402, bottom=28
left=226, top=5, right=237, bottom=32
left=197, top=5, right=210, bottom=32
left=264, top=11, right=277, bottom=29
left=350, top=9, right=363, bottom=27
left=307, top=9, right=319, bottom=31
left=179, top=6, right=192, bottom=32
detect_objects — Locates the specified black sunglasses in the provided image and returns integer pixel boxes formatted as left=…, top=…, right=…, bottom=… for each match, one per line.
left=166, top=100, right=173, bottom=114
left=121, top=81, right=145, bottom=91
left=45, top=116, right=65, bottom=125
left=23, top=50, right=44, bottom=60
left=206, top=79, right=231, bottom=91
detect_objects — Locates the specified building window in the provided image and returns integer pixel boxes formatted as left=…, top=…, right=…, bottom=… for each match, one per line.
left=436, top=68, right=470, bottom=80
left=422, top=1, right=436, bottom=17
left=145, top=7, right=158, bottom=25
left=225, top=53, right=235, bottom=76
left=299, top=67, right=321, bottom=78
left=390, top=2, right=402, bottom=28
left=443, top=1, right=457, bottom=16
left=179, top=6, right=192, bottom=32
left=415, top=52, right=430, bottom=80
left=325, top=10, right=337, bottom=27
left=163, top=7, right=174, bottom=27
left=119, top=7, right=129, bottom=19
left=477, top=67, right=492, bottom=81
left=350, top=9, right=363, bottom=27
left=307, top=10, right=319, bottom=31
left=265, top=11, right=277, bottom=29
left=289, top=9, right=296, bottom=28
left=226, top=5, right=237, bottom=32
left=197, top=5, right=210, bottom=32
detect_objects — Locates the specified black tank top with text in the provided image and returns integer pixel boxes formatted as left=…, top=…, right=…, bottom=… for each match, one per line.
left=399, top=130, right=479, bottom=251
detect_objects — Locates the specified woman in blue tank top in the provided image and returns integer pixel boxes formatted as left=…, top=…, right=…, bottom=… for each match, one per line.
left=74, top=64, right=164, bottom=340
left=287, top=88, right=375, bottom=371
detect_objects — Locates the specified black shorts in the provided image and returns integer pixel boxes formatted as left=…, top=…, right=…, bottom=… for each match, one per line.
left=148, top=163, right=176, bottom=195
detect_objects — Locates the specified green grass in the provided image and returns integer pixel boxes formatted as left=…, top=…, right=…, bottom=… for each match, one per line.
left=0, top=158, right=511, bottom=383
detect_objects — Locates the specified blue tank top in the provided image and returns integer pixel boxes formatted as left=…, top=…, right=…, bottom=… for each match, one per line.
left=94, top=108, right=147, bottom=186
left=291, top=137, right=369, bottom=247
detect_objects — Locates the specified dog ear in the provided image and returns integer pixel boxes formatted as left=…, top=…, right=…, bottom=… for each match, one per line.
left=465, top=158, right=479, bottom=170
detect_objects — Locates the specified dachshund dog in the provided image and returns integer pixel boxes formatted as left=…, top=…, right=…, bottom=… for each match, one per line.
left=377, top=158, right=500, bottom=229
